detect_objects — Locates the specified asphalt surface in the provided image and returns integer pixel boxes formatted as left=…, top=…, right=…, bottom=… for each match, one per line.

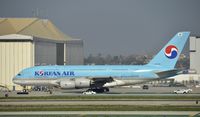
left=0, top=100, right=199, bottom=105
left=0, top=87, right=200, bottom=116
left=1, top=87, right=200, bottom=97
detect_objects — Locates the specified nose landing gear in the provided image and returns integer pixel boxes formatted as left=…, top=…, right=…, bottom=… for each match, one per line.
left=17, top=86, right=29, bottom=94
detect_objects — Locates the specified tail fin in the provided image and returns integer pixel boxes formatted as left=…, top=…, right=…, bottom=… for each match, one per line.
left=147, top=32, right=190, bottom=68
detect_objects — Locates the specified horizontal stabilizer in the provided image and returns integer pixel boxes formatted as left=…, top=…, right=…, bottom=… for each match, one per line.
left=155, top=69, right=179, bottom=78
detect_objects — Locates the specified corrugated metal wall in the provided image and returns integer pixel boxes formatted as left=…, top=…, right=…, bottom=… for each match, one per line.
left=35, top=40, right=57, bottom=65
left=0, top=41, right=33, bottom=90
left=66, top=39, right=84, bottom=65
left=190, top=37, right=200, bottom=73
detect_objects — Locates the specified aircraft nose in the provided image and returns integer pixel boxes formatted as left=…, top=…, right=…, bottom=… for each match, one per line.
left=12, top=77, right=17, bottom=84
left=12, top=77, right=21, bottom=85
left=12, top=74, right=21, bottom=84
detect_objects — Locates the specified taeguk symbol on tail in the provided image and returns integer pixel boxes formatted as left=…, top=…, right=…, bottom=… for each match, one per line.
left=164, top=45, right=178, bottom=59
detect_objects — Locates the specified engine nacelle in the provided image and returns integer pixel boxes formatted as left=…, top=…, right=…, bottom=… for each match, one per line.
left=59, top=79, right=91, bottom=89
left=75, top=78, right=90, bottom=88
left=60, top=81, right=75, bottom=89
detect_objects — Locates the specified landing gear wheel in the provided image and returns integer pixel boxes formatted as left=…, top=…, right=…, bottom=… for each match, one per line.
left=104, top=87, right=109, bottom=92
left=49, top=90, right=53, bottom=94
left=87, top=87, right=109, bottom=93
left=23, top=89, right=27, bottom=92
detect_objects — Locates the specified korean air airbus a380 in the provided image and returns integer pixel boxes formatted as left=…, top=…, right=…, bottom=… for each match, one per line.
left=13, top=32, right=190, bottom=93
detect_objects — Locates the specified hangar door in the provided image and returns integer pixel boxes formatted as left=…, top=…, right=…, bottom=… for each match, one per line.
left=56, top=43, right=64, bottom=65
left=35, top=41, right=57, bottom=65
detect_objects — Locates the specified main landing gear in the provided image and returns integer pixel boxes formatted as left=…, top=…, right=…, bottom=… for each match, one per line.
left=87, top=87, right=109, bottom=93
left=49, top=90, right=53, bottom=94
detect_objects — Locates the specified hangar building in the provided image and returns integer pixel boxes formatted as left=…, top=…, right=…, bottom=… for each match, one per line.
left=0, top=18, right=83, bottom=90
left=190, top=36, right=200, bottom=74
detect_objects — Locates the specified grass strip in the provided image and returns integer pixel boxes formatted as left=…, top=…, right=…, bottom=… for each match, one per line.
left=0, top=115, right=189, bottom=117
left=0, top=105, right=199, bottom=111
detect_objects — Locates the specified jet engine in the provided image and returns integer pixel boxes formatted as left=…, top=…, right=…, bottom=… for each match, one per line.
left=75, top=78, right=91, bottom=88
left=59, top=79, right=91, bottom=89
left=60, top=80, right=75, bottom=89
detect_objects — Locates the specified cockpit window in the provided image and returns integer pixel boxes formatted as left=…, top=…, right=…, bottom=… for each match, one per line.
left=17, top=74, right=21, bottom=76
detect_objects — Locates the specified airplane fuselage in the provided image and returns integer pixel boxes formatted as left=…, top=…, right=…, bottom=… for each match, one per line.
left=13, top=65, right=171, bottom=88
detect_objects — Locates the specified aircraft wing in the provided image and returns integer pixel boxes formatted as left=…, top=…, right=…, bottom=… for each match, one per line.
left=90, top=77, right=114, bottom=87
left=89, top=69, right=179, bottom=88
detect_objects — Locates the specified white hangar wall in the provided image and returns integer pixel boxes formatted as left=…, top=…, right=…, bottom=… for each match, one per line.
left=0, top=34, right=34, bottom=90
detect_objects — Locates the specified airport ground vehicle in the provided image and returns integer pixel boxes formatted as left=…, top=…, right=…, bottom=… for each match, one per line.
left=174, top=89, right=188, bottom=94
left=195, top=85, right=200, bottom=88
left=186, top=88, right=192, bottom=92
left=13, top=32, right=190, bottom=93
left=173, top=89, right=192, bottom=94
left=82, top=91, right=96, bottom=95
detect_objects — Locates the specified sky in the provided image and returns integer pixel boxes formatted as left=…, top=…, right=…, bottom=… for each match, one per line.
left=0, top=0, right=200, bottom=56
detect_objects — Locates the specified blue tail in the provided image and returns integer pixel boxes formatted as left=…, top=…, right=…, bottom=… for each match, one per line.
left=147, top=32, right=190, bottom=69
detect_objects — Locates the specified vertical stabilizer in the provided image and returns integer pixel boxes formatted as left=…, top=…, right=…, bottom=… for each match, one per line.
left=148, top=32, right=190, bottom=68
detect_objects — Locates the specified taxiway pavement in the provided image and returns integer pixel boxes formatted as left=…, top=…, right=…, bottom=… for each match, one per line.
left=0, top=99, right=199, bottom=105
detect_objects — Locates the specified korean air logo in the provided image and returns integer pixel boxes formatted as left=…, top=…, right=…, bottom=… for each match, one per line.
left=164, top=45, right=178, bottom=59
left=36, top=70, right=44, bottom=76
left=35, top=70, right=75, bottom=77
